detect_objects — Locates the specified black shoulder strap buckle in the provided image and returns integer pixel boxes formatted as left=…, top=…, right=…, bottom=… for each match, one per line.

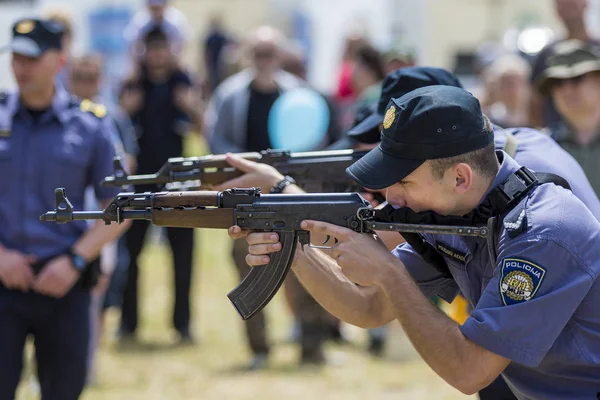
left=496, top=167, right=538, bottom=209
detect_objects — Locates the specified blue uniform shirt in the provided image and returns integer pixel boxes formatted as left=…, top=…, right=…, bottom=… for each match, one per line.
left=495, top=127, right=600, bottom=220
left=0, top=87, right=122, bottom=260
left=393, top=153, right=600, bottom=400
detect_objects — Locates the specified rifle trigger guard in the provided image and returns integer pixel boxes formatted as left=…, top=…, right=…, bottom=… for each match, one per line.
left=308, top=235, right=338, bottom=250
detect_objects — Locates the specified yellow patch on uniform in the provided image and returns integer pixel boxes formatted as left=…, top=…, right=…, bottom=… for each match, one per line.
left=16, top=20, right=35, bottom=34
left=80, top=99, right=93, bottom=112
left=0, top=130, right=11, bottom=138
left=80, top=99, right=106, bottom=119
left=383, top=105, right=396, bottom=130
left=92, top=104, right=107, bottom=118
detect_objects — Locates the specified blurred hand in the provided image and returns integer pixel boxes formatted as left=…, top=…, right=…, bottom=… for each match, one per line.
left=0, top=248, right=36, bottom=292
left=212, top=153, right=285, bottom=192
left=361, top=189, right=386, bottom=208
left=33, top=255, right=80, bottom=298
left=174, top=85, right=197, bottom=114
left=92, top=273, right=110, bottom=297
left=360, top=192, right=380, bottom=208
left=120, top=87, right=144, bottom=115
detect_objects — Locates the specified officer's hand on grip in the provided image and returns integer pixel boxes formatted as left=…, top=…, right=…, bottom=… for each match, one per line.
left=33, top=254, right=80, bottom=298
left=227, top=225, right=332, bottom=266
left=0, top=248, right=36, bottom=292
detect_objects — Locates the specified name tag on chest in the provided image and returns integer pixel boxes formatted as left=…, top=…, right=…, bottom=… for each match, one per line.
left=436, top=241, right=467, bottom=264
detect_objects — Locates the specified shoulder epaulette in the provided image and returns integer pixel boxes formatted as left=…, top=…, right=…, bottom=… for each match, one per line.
left=503, top=199, right=528, bottom=239
left=79, top=98, right=107, bottom=119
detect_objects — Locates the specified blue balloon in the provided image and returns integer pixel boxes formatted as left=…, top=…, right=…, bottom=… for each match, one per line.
left=268, top=88, right=330, bottom=152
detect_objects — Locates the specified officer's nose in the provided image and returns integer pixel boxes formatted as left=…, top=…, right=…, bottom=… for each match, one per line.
left=385, top=189, right=407, bottom=208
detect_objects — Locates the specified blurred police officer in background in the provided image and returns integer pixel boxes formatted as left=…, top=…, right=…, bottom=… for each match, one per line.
left=68, top=53, right=140, bottom=383
left=0, top=18, right=129, bottom=399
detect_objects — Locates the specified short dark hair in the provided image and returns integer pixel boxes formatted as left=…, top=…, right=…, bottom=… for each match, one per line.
left=428, top=115, right=499, bottom=180
left=143, top=26, right=168, bottom=45
left=355, top=44, right=386, bottom=81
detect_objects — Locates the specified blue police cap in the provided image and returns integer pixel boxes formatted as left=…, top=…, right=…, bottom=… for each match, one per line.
left=347, top=66, right=464, bottom=142
left=1, top=18, right=64, bottom=58
left=347, top=85, right=493, bottom=190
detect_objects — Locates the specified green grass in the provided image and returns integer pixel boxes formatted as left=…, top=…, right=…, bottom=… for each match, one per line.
left=16, top=136, right=474, bottom=400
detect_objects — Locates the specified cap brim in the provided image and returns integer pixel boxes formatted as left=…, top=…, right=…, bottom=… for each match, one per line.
left=536, top=61, right=600, bottom=95
left=2, top=37, right=43, bottom=58
left=346, top=145, right=424, bottom=190
left=347, top=112, right=382, bottom=138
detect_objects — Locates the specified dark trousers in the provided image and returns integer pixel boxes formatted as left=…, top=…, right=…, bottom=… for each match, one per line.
left=231, top=239, right=329, bottom=357
left=121, top=220, right=195, bottom=334
left=479, top=376, right=518, bottom=400
left=0, top=284, right=90, bottom=400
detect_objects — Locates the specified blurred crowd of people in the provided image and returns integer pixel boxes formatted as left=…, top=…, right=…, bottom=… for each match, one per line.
left=4, top=0, right=600, bottom=397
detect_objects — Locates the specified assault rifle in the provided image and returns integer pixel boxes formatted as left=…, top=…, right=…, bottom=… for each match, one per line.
left=40, top=188, right=489, bottom=320
left=100, top=149, right=384, bottom=200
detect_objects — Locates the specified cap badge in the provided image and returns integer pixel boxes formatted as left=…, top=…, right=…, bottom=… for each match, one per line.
left=383, top=105, right=396, bottom=130
left=16, top=20, right=35, bottom=34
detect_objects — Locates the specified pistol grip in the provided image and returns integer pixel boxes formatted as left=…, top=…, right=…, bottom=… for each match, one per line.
left=227, top=230, right=297, bottom=320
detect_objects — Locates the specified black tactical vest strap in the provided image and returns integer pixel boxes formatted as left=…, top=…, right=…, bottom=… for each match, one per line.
left=379, top=168, right=571, bottom=279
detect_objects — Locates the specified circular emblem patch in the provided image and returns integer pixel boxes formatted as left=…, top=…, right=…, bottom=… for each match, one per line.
left=501, top=270, right=534, bottom=302
left=383, top=105, right=396, bottom=130
left=16, top=20, right=35, bottom=34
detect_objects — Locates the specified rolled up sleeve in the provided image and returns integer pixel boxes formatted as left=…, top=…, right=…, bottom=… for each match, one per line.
left=392, top=242, right=460, bottom=303
left=460, top=237, right=594, bottom=367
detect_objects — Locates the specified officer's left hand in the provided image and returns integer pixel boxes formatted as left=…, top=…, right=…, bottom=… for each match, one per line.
left=33, top=255, right=80, bottom=298
left=301, top=220, right=397, bottom=287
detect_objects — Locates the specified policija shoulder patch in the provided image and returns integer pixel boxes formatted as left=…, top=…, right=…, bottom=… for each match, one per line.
left=499, top=258, right=546, bottom=306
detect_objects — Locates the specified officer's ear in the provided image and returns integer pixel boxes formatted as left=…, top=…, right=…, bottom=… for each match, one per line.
left=453, top=163, right=473, bottom=194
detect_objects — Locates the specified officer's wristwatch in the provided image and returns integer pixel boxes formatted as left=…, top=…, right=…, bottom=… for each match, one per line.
left=68, top=250, right=88, bottom=273
left=270, top=175, right=296, bottom=193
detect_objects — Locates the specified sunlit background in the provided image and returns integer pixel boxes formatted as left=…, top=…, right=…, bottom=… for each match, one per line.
left=1, top=0, right=600, bottom=399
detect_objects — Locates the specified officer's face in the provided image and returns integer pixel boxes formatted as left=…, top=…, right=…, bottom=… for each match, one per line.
left=551, top=72, right=600, bottom=122
left=12, top=51, right=63, bottom=94
left=385, top=161, right=474, bottom=215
